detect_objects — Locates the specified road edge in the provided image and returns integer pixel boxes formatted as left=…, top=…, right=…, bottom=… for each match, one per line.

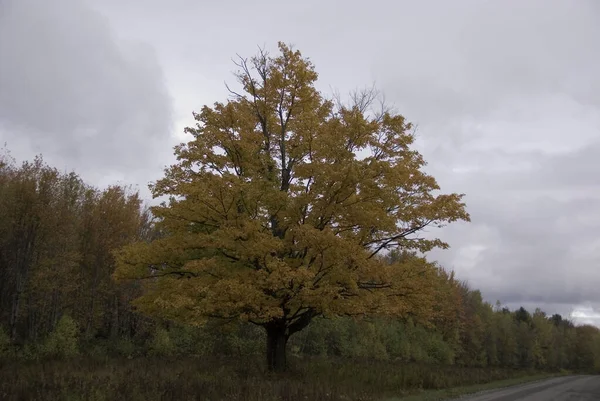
left=380, top=372, right=570, bottom=401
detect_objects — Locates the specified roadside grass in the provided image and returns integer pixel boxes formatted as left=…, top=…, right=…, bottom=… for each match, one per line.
left=0, top=356, right=564, bottom=401
left=380, top=372, right=569, bottom=401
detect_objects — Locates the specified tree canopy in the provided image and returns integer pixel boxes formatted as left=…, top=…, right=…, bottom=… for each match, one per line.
left=0, top=149, right=152, bottom=344
left=113, top=42, right=470, bottom=371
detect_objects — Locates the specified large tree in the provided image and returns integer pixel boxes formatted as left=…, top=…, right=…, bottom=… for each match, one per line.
left=113, top=43, right=470, bottom=371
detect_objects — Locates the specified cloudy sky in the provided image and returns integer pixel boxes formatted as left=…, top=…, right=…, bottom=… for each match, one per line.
left=1, top=0, right=599, bottom=325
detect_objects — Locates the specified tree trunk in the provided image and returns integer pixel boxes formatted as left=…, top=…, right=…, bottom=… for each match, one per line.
left=111, top=293, right=119, bottom=339
left=9, top=289, right=21, bottom=341
left=266, top=325, right=289, bottom=372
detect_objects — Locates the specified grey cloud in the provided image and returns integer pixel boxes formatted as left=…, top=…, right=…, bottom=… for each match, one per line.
left=0, top=0, right=174, bottom=190
left=428, top=186, right=600, bottom=319
left=536, top=143, right=600, bottom=189
left=376, top=0, right=600, bottom=133
left=428, top=139, right=600, bottom=197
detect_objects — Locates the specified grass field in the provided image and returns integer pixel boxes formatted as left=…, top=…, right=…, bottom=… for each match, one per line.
left=0, top=356, right=559, bottom=401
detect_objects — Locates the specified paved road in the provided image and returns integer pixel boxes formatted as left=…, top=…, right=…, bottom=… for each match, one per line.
left=459, top=376, right=600, bottom=401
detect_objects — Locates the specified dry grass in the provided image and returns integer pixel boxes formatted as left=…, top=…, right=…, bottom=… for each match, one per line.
left=0, top=356, right=547, bottom=401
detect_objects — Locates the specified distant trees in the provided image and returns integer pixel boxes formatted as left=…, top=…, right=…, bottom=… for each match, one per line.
left=0, top=148, right=153, bottom=345
left=290, top=281, right=600, bottom=373
left=0, top=147, right=599, bottom=375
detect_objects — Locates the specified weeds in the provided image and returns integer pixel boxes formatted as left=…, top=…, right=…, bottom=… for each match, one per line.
left=0, top=356, right=547, bottom=401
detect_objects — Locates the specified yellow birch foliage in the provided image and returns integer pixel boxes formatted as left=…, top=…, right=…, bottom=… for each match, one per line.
left=114, top=43, right=470, bottom=334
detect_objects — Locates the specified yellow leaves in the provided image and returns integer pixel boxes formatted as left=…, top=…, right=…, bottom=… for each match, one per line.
left=112, top=242, right=153, bottom=281
left=113, top=42, right=470, bottom=332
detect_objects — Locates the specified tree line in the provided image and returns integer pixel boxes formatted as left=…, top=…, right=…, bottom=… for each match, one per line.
left=0, top=150, right=154, bottom=346
left=1, top=149, right=598, bottom=374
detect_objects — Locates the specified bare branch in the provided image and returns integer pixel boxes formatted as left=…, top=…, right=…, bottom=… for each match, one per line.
left=365, top=220, right=434, bottom=259
left=136, top=270, right=199, bottom=280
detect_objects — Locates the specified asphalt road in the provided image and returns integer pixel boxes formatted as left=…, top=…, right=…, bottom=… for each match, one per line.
left=459, top=376, right=600, bottom=401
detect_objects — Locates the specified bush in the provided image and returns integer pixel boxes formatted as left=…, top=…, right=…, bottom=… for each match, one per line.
left=42, top=315, right=80, bottom=358
left=169, top=324, right=219, bottom=356
left=111, top=337, right=137, bottom=358
left=147, top=327, right=175, bottom=357
left=19, top=343, right=40, bottom=361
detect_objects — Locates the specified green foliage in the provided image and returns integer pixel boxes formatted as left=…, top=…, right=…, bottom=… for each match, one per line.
left=219, top=322, right=264, bottom=356
left=166, top=324, right=207, bottom=355
left=42, top=315, right=80, bottom=358
left=147, top=327, right=175, bottom=357
left=0, top=151, right=153, bottom=347
left=86, top=341, right=110, bottom=360
left=111, top=337, right=137, bottom=358
left=19, top=343, right=41, bottom=361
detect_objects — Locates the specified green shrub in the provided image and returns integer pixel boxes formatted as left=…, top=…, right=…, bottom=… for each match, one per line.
left=169, top=324, right=220, bottom=356
left=147, top=327, right=175, bottom=357
left=43, top=315, right=80, bottom=358
left=19, top=343, right=40, bottom=361
left=86, top=340, right=109, bottom=360
left=111, top=337, right=137, bottom=358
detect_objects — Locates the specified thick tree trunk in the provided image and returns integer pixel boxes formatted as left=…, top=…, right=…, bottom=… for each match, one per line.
left=266, top=325, right=289, bottom=372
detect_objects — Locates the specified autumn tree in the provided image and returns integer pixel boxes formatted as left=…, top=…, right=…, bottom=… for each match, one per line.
left=113, top=42, right=470, bottom=371
left=0, top=154, right=67, bottom=340
left=0, top=148, right=153, bottom=345
left=76, top=185, right=153, bottom=338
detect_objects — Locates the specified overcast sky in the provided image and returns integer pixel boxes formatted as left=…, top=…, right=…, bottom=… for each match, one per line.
left=1, top=0, right=599, bottom=325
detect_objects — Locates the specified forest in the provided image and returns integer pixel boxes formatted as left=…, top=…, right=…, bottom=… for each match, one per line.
left=1, top=43, right=600, bottom=401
